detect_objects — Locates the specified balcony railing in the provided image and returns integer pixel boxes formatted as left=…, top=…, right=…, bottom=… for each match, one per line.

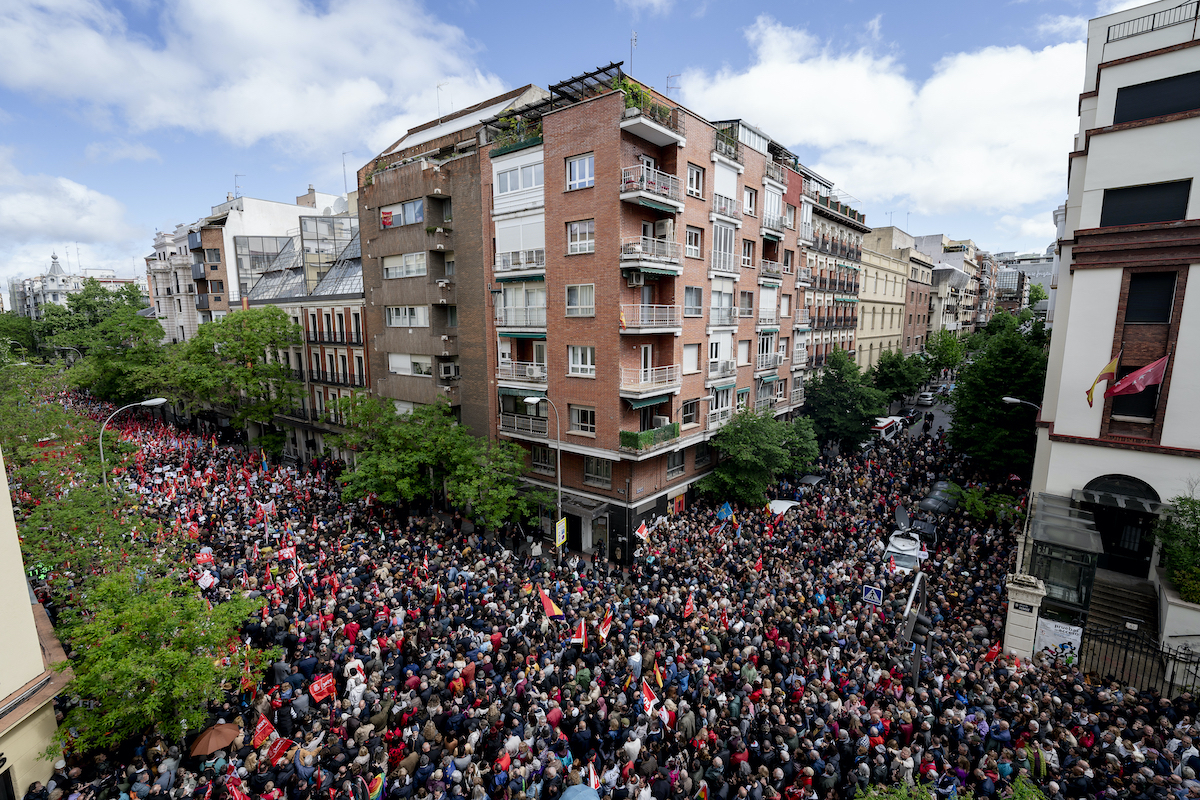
left=813, top=353, right=826, bottom=367
left=797, top=221, right=814, bottom=242
left=796, top=268, right=812, bottom=284
left=755, top=397, right=777, bottom=412
left=310, top=370, right=366, bottom=388
left=308, top=331, right=364, bottom=346
left=620, top=365, right=681, bottom=390
left=802, top=181, right=819, bottom=201
left=756, top=352, right=781, bottom=370
left=498, top=412, right=548, bottom=437
left=708, top=358, right=736, bottom=378
left=759, top=259, right=782, bottom=278
left=620, top=304, right=681, bottom=329
left=497, top=361, right=548, bottom=382
left=191, top=263, right=207, bottom=281
left=621, top=165, right=682, bottom=204
left=708, top=407, right=734, bottom=428
left=757, top=312, right=777, bottom=326
left=793, top=348, right=808, bottom=366
left=710, top=249, right=738, bottom=274
left=1108, top=1, right=1198, bottom=41
left=762, top=213, right=786, bottom=232
left=709, top=307, right=737, bottom=326
left=795, top=310, right=811, bottom=327
left=791, top=387, right=805, bottom=405
left=495, top=248, right=546, bottom=272
left=712, top=193, right=741, bottom=218
left=624, top=98, right=685, bottom=135
left=495, top=306, right=547, bottom=327
left=621, top=236, right=682, bottom=264
left=195, top=294, right=210, bottom=310
left=619, top=423, right=681, bottom=452
left=289, top=368, right=305, bottom=382
left=714, top=130, right=742, bottom=163
left=765, top=162, right=789, bottom=186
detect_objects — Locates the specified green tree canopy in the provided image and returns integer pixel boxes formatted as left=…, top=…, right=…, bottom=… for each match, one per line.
left=924, top=328, right=965, bottom=374
left=697, top=408, right=794, bottom=506
left=782, top=416, right=821, bottom=476
left=446, top=439, right=550, bottom=532
left=1155, top=493, right=1200, bottom=603
left=0, top=312, right=36, bottom=359
left=871, top=349, right=929, bottom=408
left=1028, top=282, right=1048, bottom=306
left=806, top=348, right=886, bottom=451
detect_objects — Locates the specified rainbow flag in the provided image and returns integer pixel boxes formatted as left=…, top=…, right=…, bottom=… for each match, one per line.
left=368, top=774, right=384, bottom=800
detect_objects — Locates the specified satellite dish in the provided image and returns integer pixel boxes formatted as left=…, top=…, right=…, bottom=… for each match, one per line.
left=895, top=505, right=910, bottom=531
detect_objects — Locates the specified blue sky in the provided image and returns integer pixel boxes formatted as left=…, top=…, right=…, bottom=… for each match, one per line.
left=0, top=0, right=1144, bottom=287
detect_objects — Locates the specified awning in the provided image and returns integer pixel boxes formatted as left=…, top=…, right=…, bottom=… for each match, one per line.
left=760, top=375, right=778, bottom=383
left=499, top=331, right=547, bottom=339
left=711, top=381, right=736, bottom=391
left=626, top=394, right=671, bottom=410
left=498, top=386, right=546, bottom=398
left=763, top=232, right=782, bottom=242
left=636, top=267, right=680, bottom=276
left=840, top=297, right=859, bottom=303
left=758, top=327, right=779, bottom=333
left=634, top=197, right=680, bottom=214
left=760, top=280, right=781, bottom=288
left=496, top=274, right=545, bottom=283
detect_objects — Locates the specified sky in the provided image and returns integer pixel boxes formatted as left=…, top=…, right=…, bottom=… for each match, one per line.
left=0, top=0, right=1149, bottom=288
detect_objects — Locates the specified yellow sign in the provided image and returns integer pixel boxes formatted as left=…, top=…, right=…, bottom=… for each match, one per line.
left=555, top=517, right=567, bottom=547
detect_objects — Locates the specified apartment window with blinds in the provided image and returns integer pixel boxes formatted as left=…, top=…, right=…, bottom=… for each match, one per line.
left=666, top=450, right=685, bottom=478
left=684, top=286, right=703, bottom=316
left=383, top=252, right=426, bottom=279
left=385, top=306, right=428, bottom=327
left=568, top=345, right=596, bottom=376
left=681, top=399, right=699, bottom=425
left=570, top=405, right=597, bottom=434
left=531, top=445, right=555, bottom=476
left=1100, top=180, right=1191, bottom=228
left=1124, top=272, right=1176, bottom=323
left=567, top=220, right=595, bottom=254
left=565, top=284, right=595, bottom=317
left=567, top=154, right=595, bottom=190
left=583, top=456, right=612, bottom=488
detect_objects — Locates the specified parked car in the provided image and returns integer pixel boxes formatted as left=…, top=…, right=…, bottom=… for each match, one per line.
left=916, top=392, right=936, bottom=406
left=899, top=407, right=921, bottom=425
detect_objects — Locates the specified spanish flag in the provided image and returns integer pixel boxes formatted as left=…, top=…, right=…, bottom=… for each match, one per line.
left=539, top=588, right=564, bottom=618
left=1086, top=351, right=1121, bottom=407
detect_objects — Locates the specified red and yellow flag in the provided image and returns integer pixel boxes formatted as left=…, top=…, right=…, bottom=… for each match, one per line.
left=1086, top=351, right=1121, bottom=407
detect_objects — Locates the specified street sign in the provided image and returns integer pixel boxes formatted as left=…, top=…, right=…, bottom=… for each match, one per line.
left=555, top=517, right=567, bottom=547
left=862, top=585, right=883, bottom=606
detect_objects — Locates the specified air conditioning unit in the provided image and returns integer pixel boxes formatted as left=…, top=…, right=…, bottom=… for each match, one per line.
left=652, top=415, right=671, bottom=428
left=526, top=364, right=546, bottom=379
left=437, top=280, right=450, bottom=289
left=441, top=334, right=450, bottom=341
left=442, top=385, right=453, bottom=393
left=627, top=272, right=645, bottom=287
left=439, top=298, right=447, bottom=304
left=436, top=244, right=445, bottom=250
left=440, top=363, right=460, bottom=379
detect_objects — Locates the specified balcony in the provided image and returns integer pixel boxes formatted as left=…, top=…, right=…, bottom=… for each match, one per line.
left=791, top=387, right=805, bottom=405
left=620, top=165, right=684, bottom=211
left=754, top=397, right=777, bottom=413
left=708, top=358, right=736, bottom=379
left=756, top=352, right=782, bottom=371
left=620, top=100, right=686, bottom=147
left=195, top=294, right=210, bottom=310
left=792, top=348, right=808, bottom=367
left=761, top=213, right=786, bottom=236
left=187, top=230, right=202, bottom=251
left=710, top=249, right=739, bottom=276
left=712, top=193, right=741, bottom=220
left=764, top=162, right=789, bottom=186
left=495, top=248, right=546, bottom=275
left=495, top=306, right=547, bottom=328
left=759, top=259, right=783, bottom=279
left=713, top=130, right=742, bottom=163
left=310, top=370, right=367, bottom=388
left=619, top=423, right=681, bottom=452
left=308, top=331, right=364, bottom=346
left=290, top=368, right=306, bottom=382
left=794, top=311, right=811, bottom=328
left=757, top=312, right=778, bottom=326
left=708, top=407, right=734, bottom=429
left=191, top=263, right=207, bottom=281
left=802, top=181, right=819, bottom=201
left=708, top=307, right=737, bottom=326
left=813, top=353, right=826, bottom=367
left=797, top=221, right=814, bottom=243
left=497, top=361, right=548, bottom=384
left=620, top=236, right=682, bottom=273
left=620, top=304, right=682, bottom=332
left=498, top=412, right=548, bottom=437
left=620, top=364, right=681, bottom=395
left=796, top=268, right=812, bottom=286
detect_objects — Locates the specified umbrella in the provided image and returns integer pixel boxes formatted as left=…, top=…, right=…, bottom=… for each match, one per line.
left=561, top=786, right=600, bottom=800
left=190, top=723, right=240, bottom=756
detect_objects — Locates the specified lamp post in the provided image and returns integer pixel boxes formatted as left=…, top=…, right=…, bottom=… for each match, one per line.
left=55, top=345, right=84, bottom=363
left=525, top=396, right=561, bottom=567
left=1002, top=396, right=1041, bottom=411
left=100, top=398, right=168, bottom=489
left=1002, top=395, right=1041, bottom=571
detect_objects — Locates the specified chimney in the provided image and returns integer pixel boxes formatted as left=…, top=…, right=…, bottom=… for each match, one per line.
left=227, top=192, right=234, bottom=202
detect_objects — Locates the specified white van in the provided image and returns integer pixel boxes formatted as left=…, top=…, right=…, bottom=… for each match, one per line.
left=871, top=416, right=906, bottom=443
left=882, top=533, right=923, bottom=574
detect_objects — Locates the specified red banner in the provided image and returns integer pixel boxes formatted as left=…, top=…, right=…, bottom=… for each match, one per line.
left=196, top=551, right=214, bottom=564
left=265, top=737, right=295, bottom=766
left=309, top=673, right=336, bottom=703
left=251, top=715, right=275, bottom=747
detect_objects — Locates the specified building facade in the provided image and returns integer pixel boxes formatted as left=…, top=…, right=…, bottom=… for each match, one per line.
left=857, top=237, right=909, bottom=368
left=995, top=267, right=1031, bottom=313
left=9, top=255, right=136, bottom=321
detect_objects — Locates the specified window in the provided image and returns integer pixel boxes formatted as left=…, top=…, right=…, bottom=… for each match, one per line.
left=687, top=164, right=704, bottom=198
left=379, top=198, right=424, bottom=228
left=383, top=252, right=427, bottom=279
left=568, top=345, right=596, bottom=376
left=681, top=399, right=699, bottom=425
left=666, top=450, right=685, bottom=478
left=694, top=442, right=712, bottom=467
left=736, top=388, right=750, bottom=410
left=1114, top=70, right=1200, bottom=125
left=497, top=163, right=544, bottom=194
left=387, top=353, right=432, bottom=376
left=737, top=339, right=751, bottom=365
left=785, top=204, right=796, bottom=229
left=684, top=286, right=703, bottom=316
left=567, top=220, right=595, bottom=254
left=567, top=154, right=595, bottom=190
left=531, top=444, right=555, bottom=476
left=783, top=250, right=793, bottom=270
left=205, top=248, right=221, bottom=263
left=583, top=456, right=612, bottom=488
left=685, top=227, right=703, bottom=259
left=566, top=284, right=595, bottom=316
left=570, top=405, right=597, bottom=434
left=1125, top=272, right=1176, bottom=323
left=781, top=294, right=791, bottom=317
left=779, top=336, right=789, bottom=357
left=683, top=343, right=700, bottom=373
left=741, top=240, right=755, bottom=268
left=1111, top=365, right=1161, bottom=421
left=385, top=306, right=429, bottom=327
left=743, top=187, right=757, bottom=215
left=739, top=291, right=754, bottom=317
left=445, top=306, right=458, bottom=327
left=1100, top=180, right=1191, bottom=228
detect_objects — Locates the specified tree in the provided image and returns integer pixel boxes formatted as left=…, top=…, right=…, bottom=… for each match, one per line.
left=167, top=307, right=301, bottom=428
left=1155, top=491, right=1200, bottom=604
left=0, top=312, right=35, bottom=358
left=1027, top=282, right=1048, bottom=306
left=948, top=328, right=1047, bottom=477
left=805, top=349, right=886, bottom=451
left=51, top=568, right=269, bottom=753
left=782, top=416, right=820, bottom=476
left=446, top=440, right=551, bottom=532
left=872, top=349, right=928, bottom=409
left=697, top=408, right=792, bottom=506
left=924, top=328, right=964, bottom=374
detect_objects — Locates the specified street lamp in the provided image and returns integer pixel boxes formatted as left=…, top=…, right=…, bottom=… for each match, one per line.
left=525, top=395, right=561, bottom=566
left=100, top=398, right=168, bottom=489
left=55, top=346, right=84, bottom=363
left=1002, top=396, right=1041, bottom=411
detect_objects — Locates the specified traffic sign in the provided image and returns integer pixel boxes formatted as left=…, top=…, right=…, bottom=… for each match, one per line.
left=555, top=517, right=567, bottom=547
left=862, top=585, right=883, bottom=606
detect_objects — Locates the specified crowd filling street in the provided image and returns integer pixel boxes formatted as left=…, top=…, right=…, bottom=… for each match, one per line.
left=20, top=392, right=1200, bottom=800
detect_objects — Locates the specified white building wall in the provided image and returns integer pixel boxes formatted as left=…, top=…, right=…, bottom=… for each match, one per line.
left=1047, top=267, right=1122, bottom=438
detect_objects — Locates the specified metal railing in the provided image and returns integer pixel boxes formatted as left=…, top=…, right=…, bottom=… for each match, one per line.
left=620, top=364, right=681, bottom=390
left=813, top=353, right=826, bottom=367
left=708, top=358, right=736, bottom=378
left=621, top=165, right=682, bottom=203
left=710, top=249, right=738, bottom=274
left=754, top=397, right=777, bottom=412
left=621, top=236, right=682, bottom=264
left=498, top=413, right=548, bottom=436
left=756, top=352, right=781, bottom=370
left=708, top=407, right=734, bottom=428
left=758, top=312, right=778, bottom=325
left=796, top=268, right=812, bottom=284
left=625, top=99, right=685, bottom=135
left=709, top=307, right=737, bottom=326
left=712, top=193, right=741, bottom=218
left=308, top=331, right=364, bottom=345
left=765, top=162, right=789, bottom=186
left=310, top=370, right=366, bottom=388
left=494, top=306, right=547, bottom=327
left=762, top=213, right=786, bottom=232
left=1108, top=1, right=1198, bottom=41
left=793, top=348, right=808, bottom=366
left=797, top=221, right=814, bottom=242
left=620, top=304, right=681, bottom=328
left=495, top=248, right=546, bottom=272
left=714, top=130, right=742, bottom=163
left=795, top=311, right=811, bottom=327
left=619, top=423, right=681, bottom=452
left=802, top=181, right=819, bottom=201
left=759, top=259, right=782, bottom=278
left=496, top=361, right=548, bottom=382
left=791, top=387, right=805, bottom=405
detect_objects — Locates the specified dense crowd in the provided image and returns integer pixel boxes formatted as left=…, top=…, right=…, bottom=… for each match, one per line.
left=23, top=393, right=1200, bottom=800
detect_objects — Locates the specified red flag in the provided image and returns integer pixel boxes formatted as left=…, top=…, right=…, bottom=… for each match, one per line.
left=251, top=716, right=276, bottom=747
left=277, top=545, right=296, bottom=561
left=538, top=588, right=563, bottom=618
left=641, top=678, right=658, bottom=715
left=571, top=619, right=588, bottom=650
left=1105, top=355, right=1169, bottom=399
left=634, top=521, right=648, bottom=541
left=309, top=673, right=336, bottom=703
left=433, top=584, right=442, bottom=605
left=983, top=642, right=1002, bottom=663
left=265, top=737, right=295, bottom=766
left=754, top=554, right=763, bottom=572
left=598, top=607, right=613, bottom=639
left=196, top=551, right=214, bottom=565
left=587, top=764, right=601, bottom=790
left=252, top=543, right=260, bottom=562
left=228, top=785, right=251, bottom=800
left=720, top=608, right=729, bottom=629
left=683, top=593, right=695, bottom=618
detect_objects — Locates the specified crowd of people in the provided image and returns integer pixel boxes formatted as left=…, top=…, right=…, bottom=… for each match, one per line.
left=22, top=393, right=1200, bottom=800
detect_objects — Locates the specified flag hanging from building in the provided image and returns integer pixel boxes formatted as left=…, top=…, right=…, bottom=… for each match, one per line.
left=1104, top=354, right=1169, bottom=399
left=1086, top=351, right=1122, bottom=407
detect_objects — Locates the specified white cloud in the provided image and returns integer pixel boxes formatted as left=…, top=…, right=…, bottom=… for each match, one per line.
left=681, top=16, right=1083, bottom=217
left=0, top=0, right=508, bottom=155
left=999, top=213, right=1058, bottom=242
left=616, top=0, right=675, bottom=15
left=1096, top=0, right=1148, bottom=15
left=84, top=139, right=161, bottom=163
left=1036, top=14, right=1088, bottom=40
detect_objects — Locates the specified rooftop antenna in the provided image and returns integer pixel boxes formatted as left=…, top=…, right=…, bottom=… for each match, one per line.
left=888, top=212, right=894, bottom=226
left=666, top=73, right=680, bottom=98
left=630, top=31, right=637, bottom=76
left=76, top=242, right=82, bottom=270
left=436, top=82, right=449, bottom=121
left=234, top=174, right=245, bottom=198
left=906, top=211, right=911, bottom=231
left=342, top=152, right=351, bottom=195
